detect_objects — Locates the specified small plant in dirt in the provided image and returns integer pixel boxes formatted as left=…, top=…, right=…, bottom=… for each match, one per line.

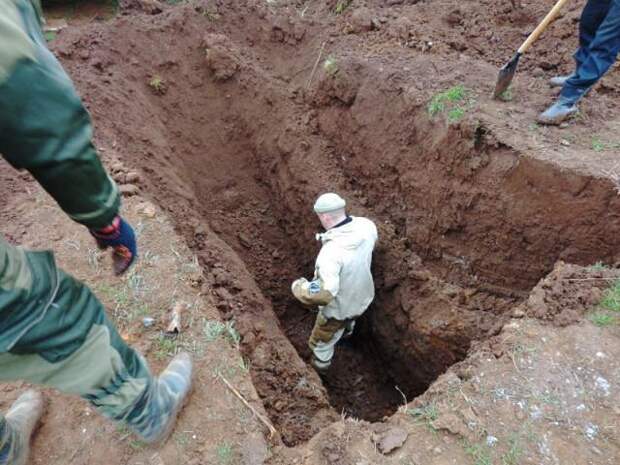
left=497, top=87, right=513, bottom=102
left=428, top=85, right=474, bottom=124
left=128, top=439, right=146, bottom=451
left=448, top=107, right=466, bottom=124
left=589, top=312, right=615, bottom=327
left=591, top=136, right=620, bottom=152
left=148, top=75, right=167, bottom=95
left=204, top=319, right=241, bottom=347
left=592, top=137, right=606, bottom=152
left=408, top=403, right=438, bottom=430
left=216, top=441, right=234, bottom=464
left=588, top=261, right=608, bottom=272
left=44, top=30, right=57, bottom=42
left=501, top=435, right=523, bottom=465
left=323, top=56, right=339, bottom=76
left=464, top=441, right=492, bottom=465
left=334, top=0, right=352, bottom=14
left=600, top=279, right=620, bottom=312
left=154, top=335, right=178, bottom=360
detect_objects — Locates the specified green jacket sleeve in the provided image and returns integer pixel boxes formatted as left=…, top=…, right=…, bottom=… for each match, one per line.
left=0, top=0, right=120, bottom=229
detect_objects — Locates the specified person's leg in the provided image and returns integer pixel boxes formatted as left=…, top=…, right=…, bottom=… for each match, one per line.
left=0, top=243, right=192, bottom=445
left=575, top=0, right=613, bottom=66
left=0, top=391, right=44, bottom=465
left=0, top=266, right=154, bottom=421
left=539, top=0, right=620, bottom=124
left=308, top=312, right=347, bottom=373
left=551, top=0, right=612, bottom=86
left=562, top=0, right=620, bottom=102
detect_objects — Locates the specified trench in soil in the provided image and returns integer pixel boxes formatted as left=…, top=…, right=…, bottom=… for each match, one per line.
left=65, top=5, right=620, bottom=445
left=142, top=101, right=616, bottom=446
left=138, top=105, right=526, bottom=446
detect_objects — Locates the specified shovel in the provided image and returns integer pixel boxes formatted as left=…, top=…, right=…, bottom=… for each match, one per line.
left=493, top=0, right=571, bottom=99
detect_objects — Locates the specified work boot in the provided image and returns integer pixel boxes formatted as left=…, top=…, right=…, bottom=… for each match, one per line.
left=126, top=352, right=193, bottom=444
left=537, top=97, right=579, bottom=125
left=548, top=74, right=574, bottom=87
left=0, top=390, right=44, bottom=465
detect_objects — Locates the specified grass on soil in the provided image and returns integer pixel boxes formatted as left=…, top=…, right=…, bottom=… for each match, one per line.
left=589, top=278, right=620, bottom=327
left=148, top=75, right=166, bottom=94
left=216, top=441, right=235, bottom=464
left=334, top=0, right=352, bottom=14
left=408, top=403, right=439, bottom=431
left=204, top=320, right=241, bottom=347
left=428, top=85, right=475, bottom=124
left=591, top=136, right=620, bottom=152
left=323, top=56, right=339, bottom=76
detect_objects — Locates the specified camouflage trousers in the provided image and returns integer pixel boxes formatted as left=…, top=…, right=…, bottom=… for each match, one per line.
left=0, top=240, right=153, bottom=458
left=308, top=310, right=356, bottom=370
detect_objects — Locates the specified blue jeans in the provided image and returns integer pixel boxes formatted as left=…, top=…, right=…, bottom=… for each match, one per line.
left=561, top=0, right=620, bottom=101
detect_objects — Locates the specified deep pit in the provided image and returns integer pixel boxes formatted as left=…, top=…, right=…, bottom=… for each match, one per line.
left=50, top=0, right=620, bottom=447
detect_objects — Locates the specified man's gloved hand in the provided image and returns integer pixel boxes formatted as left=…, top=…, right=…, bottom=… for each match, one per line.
left=90, top=216, right=137, bottom=275
left=292, top=278, right=314, bottom=306
left=291, top=277, right=334, bottom=306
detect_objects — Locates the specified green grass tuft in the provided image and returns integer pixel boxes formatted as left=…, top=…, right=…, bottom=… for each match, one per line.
left=44, top=31, right=57, bottom=42
left=154, top=335, right=178, bottom=360
left=408, top=403, right=439, bottom=429
left=216, top=441, right=234, bottom=464
left=323, top=56, right=339, bottom=76
left=204, top=320, right=241, bottom=347
left=334, top=0, right=352, bottom=14
left=497, top=87, right=513, bottom=102
left=600, top=279, right=620, bottom=312
left=428, top=85, right=473, bottom=123
left=464, top=442, right=492, bottom=465
left=501, top=436, right=523, bottom=465
left=588, top=261, right=608, bottom=272
left=590, top=312, right=615, bottom=327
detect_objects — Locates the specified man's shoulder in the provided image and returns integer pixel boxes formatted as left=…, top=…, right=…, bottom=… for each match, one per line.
left=351, top=216, right=378, bottom=236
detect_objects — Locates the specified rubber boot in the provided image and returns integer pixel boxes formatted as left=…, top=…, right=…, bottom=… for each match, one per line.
left=548, top=74, right=574, bottom=87
left=0, top=390, right=44, bottom=465
left=125, top=352, right=193, bottom=444
left=537, top=97, right=579, bottom=125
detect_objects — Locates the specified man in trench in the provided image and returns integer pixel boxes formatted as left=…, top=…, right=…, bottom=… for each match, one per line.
left=538, top=0, right=620, bottom=124
left=0, top=1, right=192, bottom=464
left=291, top=193, right=378, bottom=373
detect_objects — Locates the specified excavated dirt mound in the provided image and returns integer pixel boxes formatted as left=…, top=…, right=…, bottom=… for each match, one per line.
left=3, top=0, right=620, bottom=456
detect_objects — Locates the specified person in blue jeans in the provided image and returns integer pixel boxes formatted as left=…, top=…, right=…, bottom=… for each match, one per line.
left=538, top=0, right=620, bottom=124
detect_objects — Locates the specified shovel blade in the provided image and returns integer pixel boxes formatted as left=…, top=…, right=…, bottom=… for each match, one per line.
left=493, top=53, right=521, bottom=99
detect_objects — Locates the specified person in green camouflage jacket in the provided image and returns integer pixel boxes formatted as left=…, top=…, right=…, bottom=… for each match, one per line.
left=0, top=2, right=193, bottom=464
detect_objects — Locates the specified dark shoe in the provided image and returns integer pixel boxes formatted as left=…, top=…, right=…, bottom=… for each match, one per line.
left=537, top=98, right=579, bottom=125
left=126, top=352, right=193, bottom=444
left=1, top=390, right=44, bottom=465
left=548, top=74, right=574, bottom=87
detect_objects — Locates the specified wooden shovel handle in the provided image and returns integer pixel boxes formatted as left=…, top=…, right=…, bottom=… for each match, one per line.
left=518, top=0, right=571, bottom=54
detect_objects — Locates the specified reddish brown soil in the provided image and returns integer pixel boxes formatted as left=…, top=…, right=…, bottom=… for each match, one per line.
left=2, top=0, right=620, bottom=458
left=44, top=0, right=620, bottom=444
